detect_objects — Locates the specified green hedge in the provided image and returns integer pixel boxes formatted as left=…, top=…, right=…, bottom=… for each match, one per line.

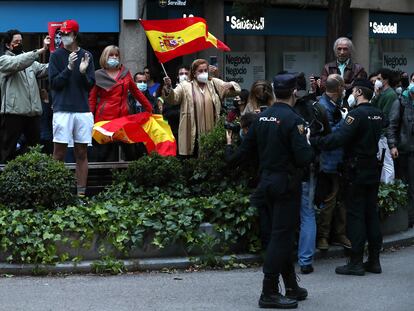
left=0, top=189, right=257, bottom=265
left=0, top=146, right=76, bottom=210
left=0, top=120, right=260, bottom=265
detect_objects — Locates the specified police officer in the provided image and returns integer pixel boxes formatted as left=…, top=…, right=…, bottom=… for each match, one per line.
left=226, top=73, right=314, bottom=309
left=311, top=78, right=384, bottom=275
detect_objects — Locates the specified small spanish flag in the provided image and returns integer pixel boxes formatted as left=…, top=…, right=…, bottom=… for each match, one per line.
left=139, top=17, right=230, bottom=63
left=92, top=113, right=176, bottom=156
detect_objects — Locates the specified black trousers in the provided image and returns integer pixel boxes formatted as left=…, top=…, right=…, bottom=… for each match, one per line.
left=0, top=114, right=40, bottom=163
left=250, top=185, right=273, bottom=250
left=345, top=182, right=383, bottom=254
left=261, top=172, right=301, bottom=275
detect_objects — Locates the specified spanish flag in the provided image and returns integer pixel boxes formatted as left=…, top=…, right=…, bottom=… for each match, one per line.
left=92, top=113, right=176, bottom=156
left=139, top=17, right=230, bottom=63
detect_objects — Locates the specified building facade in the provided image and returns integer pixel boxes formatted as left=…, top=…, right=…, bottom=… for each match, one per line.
left=1, top=0, right=414, bottom=90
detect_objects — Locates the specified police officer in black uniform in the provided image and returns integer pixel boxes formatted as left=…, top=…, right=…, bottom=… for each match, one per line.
left=311, top=78, right=384, bottom=276
left=226, top=73, right=314, bottom=309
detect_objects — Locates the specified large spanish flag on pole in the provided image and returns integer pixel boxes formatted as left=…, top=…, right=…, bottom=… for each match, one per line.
left=139, top=17, right=230, bottom=63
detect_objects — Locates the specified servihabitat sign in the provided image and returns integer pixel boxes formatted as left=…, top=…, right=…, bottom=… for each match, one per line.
left=224, top=52, right=265, bottom=89
left=382, top=52, right=414, bottom=72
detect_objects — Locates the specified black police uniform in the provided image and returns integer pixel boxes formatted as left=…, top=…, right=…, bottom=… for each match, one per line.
left=312, top=102, right=384, bottom=270
left=227, top=100, right=314, bottom=306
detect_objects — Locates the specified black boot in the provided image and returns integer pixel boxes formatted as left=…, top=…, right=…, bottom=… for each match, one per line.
left=258, top=274, right=298, bottom=309
left=282, top=271, right=308, bottom=301
left=363, top=249, right=382, bottom=273
left=335, top=252, right=365, bottom=276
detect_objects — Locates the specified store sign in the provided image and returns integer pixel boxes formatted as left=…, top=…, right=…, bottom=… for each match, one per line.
left=382, top=52, right=414, bottom=71
left=224, top=52, right=265, bottom=89
left=159, top=0, right=186, bottom=7
left=225, top=16, right=265, bottom=31
left=369, top=22, right=398, bottom=34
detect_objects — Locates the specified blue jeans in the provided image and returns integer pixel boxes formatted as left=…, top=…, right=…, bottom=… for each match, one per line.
left=298, top=181, right=316, bottom=266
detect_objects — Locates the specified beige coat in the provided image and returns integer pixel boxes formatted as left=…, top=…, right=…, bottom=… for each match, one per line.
left=165, top=78, right=240, bottom=155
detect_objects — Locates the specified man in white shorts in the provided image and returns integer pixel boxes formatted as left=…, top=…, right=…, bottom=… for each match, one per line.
left=48, top=20, right=95, bottom=197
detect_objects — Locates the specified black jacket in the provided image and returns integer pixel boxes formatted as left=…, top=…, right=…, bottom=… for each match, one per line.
left=226, top=103, right=314, bottom=174
left=387, top=95, right=414, bottom=153
left=312, top=103, right=385, bottom=184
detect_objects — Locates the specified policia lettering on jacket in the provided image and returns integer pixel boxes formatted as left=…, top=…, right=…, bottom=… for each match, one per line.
left=226, top=73, right=314, bottom=309
left=311, top=78, right=386, bottom=276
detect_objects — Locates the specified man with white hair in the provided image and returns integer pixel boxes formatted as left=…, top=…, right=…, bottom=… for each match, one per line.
left=321, top=37, right=367, bottom=91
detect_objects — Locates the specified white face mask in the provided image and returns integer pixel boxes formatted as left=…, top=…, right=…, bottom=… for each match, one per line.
left=136, top=82, right=147, bottom=92
left=375, top=80, right=383, bottom=90
left=396, top=87, right=403, bottom=95
left=347, top=94, right=356, bottom=107
left=61, top=35, right=74, bottom=46
left=409, top=83, right=414, bottom=89
left=197, top=72, right=209, bottom=83
left=179, top=74, right=188, bottom=83
left=342, top=89, right=346, bottom=99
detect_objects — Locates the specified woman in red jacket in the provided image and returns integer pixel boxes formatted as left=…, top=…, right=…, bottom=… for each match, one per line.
left=89, top=45, right=153, bottom=161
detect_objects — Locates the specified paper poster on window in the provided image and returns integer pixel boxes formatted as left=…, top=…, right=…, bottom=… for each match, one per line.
left=48, top=22, right=63, bottom=52
left=283, top=52, right=321, bottom=79
left=382, top=52, right=414, bottom=72
left=224, top=52, right=265, bottom=90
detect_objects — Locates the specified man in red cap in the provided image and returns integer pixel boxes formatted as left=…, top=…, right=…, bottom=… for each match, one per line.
left=48, top=19, right=95, bottom=197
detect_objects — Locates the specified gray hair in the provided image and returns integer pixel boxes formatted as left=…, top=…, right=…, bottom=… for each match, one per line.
left=333, top=37, right=353, bottom=54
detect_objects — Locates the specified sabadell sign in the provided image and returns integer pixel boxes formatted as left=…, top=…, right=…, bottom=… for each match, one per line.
left=369, top=22, right=398, bottom=34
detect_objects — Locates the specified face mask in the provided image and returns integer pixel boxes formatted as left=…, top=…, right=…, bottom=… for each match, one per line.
left=197, top=72, right=209, bottom=83
left=61, top=36, right=74, bottom=46
left=342, top=89, right=346, bottom=99
left=375, top=80, right=383, bottom=90
left=396, top=87, right=403, bottom=95
left=409, top=83, right=414, bottom=90
left=11, top=44, right=23, bottom=55
left=107, top=58, right=119, bottom=68
left=179, top=74, right=188, bottom=83
left=136, top=82, right=147, bottom=92
left=347, top=94, right=356, bottom=107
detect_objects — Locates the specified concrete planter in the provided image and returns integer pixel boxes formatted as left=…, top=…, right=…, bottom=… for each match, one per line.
left=380, top=207, right=409, bottom=236
left=0, top=223, right=246, bottom=263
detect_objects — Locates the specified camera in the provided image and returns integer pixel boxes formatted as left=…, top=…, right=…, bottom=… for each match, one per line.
left=224, top=120, right=241, bottom=133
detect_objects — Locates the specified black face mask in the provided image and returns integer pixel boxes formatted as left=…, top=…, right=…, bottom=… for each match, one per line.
left=401, top=77, right=409, bottom=89
left=233, top=99, right=240, bottom=108
left=11, top=44, right=23, bottom=55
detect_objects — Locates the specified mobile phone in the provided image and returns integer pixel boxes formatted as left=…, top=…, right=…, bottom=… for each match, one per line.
left=210, top=56, right=218, bottom=67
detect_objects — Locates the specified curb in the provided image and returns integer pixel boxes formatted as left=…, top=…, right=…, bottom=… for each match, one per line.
left=1, top=228, right=413, bottom=275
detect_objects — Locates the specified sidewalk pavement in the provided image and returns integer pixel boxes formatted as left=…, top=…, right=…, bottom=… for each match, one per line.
left=1, top=228, right=413, bottom=275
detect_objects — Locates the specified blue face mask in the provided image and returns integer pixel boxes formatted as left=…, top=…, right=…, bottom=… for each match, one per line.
left=107, top=58, right=119, bottom=68
left=136, top=82, right=147, bottom=92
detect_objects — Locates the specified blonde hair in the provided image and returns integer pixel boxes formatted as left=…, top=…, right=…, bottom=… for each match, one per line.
left=99, top=45, right=121, bottom=69
left=248, top=80, right=275, bottom=110
left=190, top=58, right=209, bottom=81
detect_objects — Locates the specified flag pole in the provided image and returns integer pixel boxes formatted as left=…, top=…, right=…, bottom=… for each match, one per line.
left=160, top=62, right=169, bottom=78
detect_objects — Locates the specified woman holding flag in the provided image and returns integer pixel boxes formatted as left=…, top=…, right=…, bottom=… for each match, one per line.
left=89, top=45, right=153, bottom=161
left=163, top=58, right=240, bottom=157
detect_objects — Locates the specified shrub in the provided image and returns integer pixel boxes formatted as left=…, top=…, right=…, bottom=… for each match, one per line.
left=378, top=179, right=408, bottom=219
left=0, top=147, right=76, bottom=210
left=114, top=152, right=185, bottom=188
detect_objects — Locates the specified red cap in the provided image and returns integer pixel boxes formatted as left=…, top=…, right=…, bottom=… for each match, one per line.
left=60, top=20, right=79, bottom=34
